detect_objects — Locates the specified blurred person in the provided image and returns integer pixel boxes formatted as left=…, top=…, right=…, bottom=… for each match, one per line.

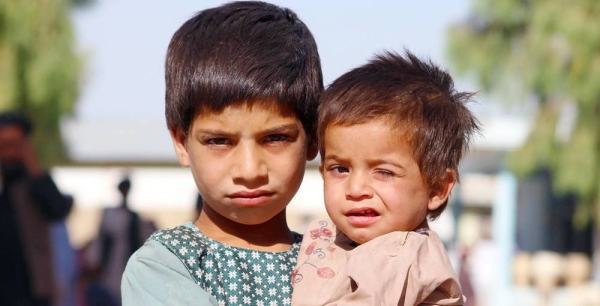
left=85, top=177, right=155, bottom=305
left=74, top=241, right=102, bottom=306
left=0, top=111, right=72, bottom=306
left=50, top=195, right=77, bottom=306
left=468, top=217, right=497, bottom=306
left=291, top=51, right=479, bottom=305
left=457, top=246, right=477, bottom=306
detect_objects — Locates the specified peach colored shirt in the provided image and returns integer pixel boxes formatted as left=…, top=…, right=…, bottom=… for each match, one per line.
left=291, top=220, right=464, bottom=306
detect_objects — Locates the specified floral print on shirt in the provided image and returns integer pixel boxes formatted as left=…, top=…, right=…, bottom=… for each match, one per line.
left=151, top=223, right=302, bottom=306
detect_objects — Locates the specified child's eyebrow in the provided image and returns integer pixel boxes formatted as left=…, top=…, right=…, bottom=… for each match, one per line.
left=194, top=124, right=300, bottom=137
left=195, top=129, right=232, bottom=137
left=262, top=124, right=300, bottom=134
left=323, top=154, right=345, bottom=162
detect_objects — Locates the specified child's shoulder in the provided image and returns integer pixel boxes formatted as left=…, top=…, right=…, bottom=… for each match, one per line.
left=150, top=222, right=198, bottom=245
left=347, top=228, right=447, bottom=261
left=147, top=222, right=209, bottom=282
left=403, top=228, right=447, bottom=254
left=149, top=222, right=207, bottom=262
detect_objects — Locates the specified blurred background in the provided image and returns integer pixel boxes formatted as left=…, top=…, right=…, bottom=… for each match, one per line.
left=1, top=0, right=599, bottom=305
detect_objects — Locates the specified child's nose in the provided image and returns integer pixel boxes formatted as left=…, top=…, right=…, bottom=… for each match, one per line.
left=231, top=143, right=268, bottom=182
left=345, top=172, right=373, bottom=200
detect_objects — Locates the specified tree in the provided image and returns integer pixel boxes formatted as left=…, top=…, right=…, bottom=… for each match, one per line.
left=447, top=0, right=600, bottom=226
left=0, top=0, right=91, bottom=165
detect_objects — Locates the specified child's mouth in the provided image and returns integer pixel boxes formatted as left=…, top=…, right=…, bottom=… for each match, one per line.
left=345, top=208, right=380, bottom=226
left=229, top=190, right=274, bottom=206
left=347, top=208, right=378, bottom=217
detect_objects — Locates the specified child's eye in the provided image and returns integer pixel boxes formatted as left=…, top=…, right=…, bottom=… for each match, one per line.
left=330, top=165, right=349, bottom=174
left=375, top=170, right=395, bottom=178
left=206, top=138, right=231, bottom=145
left=264, top=134, right=290, bottom=143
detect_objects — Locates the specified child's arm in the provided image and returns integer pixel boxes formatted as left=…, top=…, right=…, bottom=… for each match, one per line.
left=121, top=240, right=218, bottom=305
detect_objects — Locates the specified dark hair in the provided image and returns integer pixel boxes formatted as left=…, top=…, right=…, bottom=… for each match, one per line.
left=318, top=50, right=480, bottom=219
left=0, top=111, right=33, bottom=136
left=118, top=177, right=131, bottom=193
left=165, top=1, right=323, bottom=137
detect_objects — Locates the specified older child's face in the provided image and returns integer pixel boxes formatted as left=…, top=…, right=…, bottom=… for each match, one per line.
left=320, top=120, right=453, bottom=245
left=172, top=100, right=316, bottom=228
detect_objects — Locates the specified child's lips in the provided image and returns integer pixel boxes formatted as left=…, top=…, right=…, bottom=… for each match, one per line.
left=228, top=190, right=274, bottom=206
left=345, top=208, right=380, bottom=226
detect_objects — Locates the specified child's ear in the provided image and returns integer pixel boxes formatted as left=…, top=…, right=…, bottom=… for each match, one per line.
left=306, top=136, right=318, bottom=161
left=170, top=128, right=191, bottom=168
left=427, top=169, right=457, bottom=211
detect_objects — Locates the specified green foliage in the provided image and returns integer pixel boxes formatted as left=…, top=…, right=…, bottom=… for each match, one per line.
left=0, top=0, right=81, bottom=165
left=448, top=0, right=600, bottom=226
left=70, top=0, right=95, bottom=7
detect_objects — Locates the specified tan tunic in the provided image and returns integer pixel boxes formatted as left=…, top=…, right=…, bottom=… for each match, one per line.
left=291, top=220, right=464, bottom=306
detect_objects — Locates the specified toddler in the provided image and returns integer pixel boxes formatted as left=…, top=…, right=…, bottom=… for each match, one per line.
left=291, top=50, right=479, bottom=305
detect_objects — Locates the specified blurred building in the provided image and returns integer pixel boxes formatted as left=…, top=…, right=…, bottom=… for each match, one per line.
left=451, top=114, right=600, bottom=306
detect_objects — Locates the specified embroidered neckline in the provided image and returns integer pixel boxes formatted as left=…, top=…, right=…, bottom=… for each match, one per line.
left=185, top=222, right=301, bottom=254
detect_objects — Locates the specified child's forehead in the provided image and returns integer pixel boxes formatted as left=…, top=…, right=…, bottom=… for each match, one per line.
left=198, top=98, right=298, bottom=118
left=326, top=117, right=408, bottom=135
left=323, top=117, right=416, bottom=151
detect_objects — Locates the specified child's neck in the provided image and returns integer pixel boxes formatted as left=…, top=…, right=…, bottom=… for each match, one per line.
left=194, top=206, right=294, bottom=252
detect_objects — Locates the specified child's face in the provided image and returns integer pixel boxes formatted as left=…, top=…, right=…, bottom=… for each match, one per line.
left=320, top=120, right=451, bottom=245
left=172, top=100, right=317, bottom=226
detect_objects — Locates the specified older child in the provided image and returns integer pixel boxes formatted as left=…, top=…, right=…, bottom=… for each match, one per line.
left=291, top=51, right=479, bottom=305
left=121, top=2, right=322, bottom=305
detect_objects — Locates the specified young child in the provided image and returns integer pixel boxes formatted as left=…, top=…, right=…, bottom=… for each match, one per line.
left=291, top=50, right=480, bottom=305
left=121, top=2, right=322, bottom=305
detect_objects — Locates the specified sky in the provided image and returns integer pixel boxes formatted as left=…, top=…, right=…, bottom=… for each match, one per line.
left=66, top=0, right=477, bottom=161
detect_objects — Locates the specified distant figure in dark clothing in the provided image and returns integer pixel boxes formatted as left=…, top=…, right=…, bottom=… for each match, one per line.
left=86, top=177, right=155, bottom=305
left=0, top=111, right=72, bottom=306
